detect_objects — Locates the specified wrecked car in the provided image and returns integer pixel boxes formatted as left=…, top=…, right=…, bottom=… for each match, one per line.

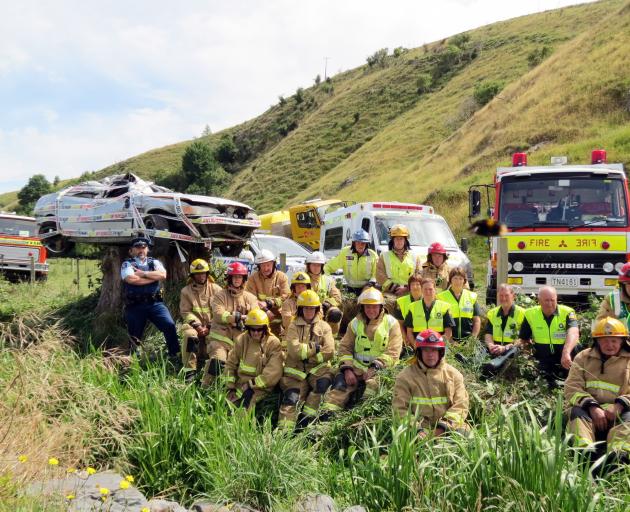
left=34, top=173, right=260, bottom=256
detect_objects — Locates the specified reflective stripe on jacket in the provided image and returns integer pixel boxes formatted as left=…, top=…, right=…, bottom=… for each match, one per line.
left=284, top=315, right=335, bottom=379
left=377, top=250, right=418, bottom=291
left=224, top=331, right=283, bottom=390
left=392, top=358, right=469, bottom=431
left=179, top=278, right=222, bottom=326
left=208, top=288, right=259, bottom=346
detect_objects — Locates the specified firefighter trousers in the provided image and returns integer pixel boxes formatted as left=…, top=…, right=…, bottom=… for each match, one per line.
left=568, top=406, right=630, bottom=453
left=322, top=372, right=380, bottom=413
left=278, top=373, right=332, bottom=430
left=201, top=339, right=232, bottom=387
left=180, top=326, right=208, bottom=369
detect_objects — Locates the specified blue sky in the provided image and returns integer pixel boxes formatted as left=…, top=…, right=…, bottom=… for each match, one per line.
left=0, top=0, right=592, bottom=193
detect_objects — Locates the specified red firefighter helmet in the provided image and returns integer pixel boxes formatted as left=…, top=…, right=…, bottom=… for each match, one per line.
left=415, top=329, right=446, bottom=349
left=227, top=261, right=248, bottom=276
left=619, top=262, right=630, bottom=283
left=428, top=242, right=447, bottom=255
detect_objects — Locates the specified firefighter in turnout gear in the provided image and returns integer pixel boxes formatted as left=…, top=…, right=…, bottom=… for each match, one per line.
left=281, top=271, right=311, bottom=331
left=225, top=308, right=283, bottom=410
left=305, top=251, right=343, bottom=335
left=437, top=267, right=481, bottom=341
left=393, top=329, right=469, bottom=437
left=245, top=249, right=290, bottom=337
left=565, top=317, right=630, bottom=464
left=324, top=229, right=377, bottom=295
left=202, top=262, right=259, bottom=387
left=420, top=242, right=451, bottom=292
left=120, top=236, right=179, bottom=360
left=322, top=287, right=402, bottom=415
left=404, top=277, right=454, bottom=347
left=278, top=290, right=335, bottom=431
left=179, top=258, right=222, bottom=369
left=376, top=224, right=421, bottom=313
left=597, top=262, right=630, bottom=327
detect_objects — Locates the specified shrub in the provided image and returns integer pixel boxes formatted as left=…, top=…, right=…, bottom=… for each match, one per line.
left=473, top=80, right=504, bottom=106
left=215, top=135, right=237, bottom=165
left=314, top=74, right=321, bottom=86
left=527, top=45, right=552, bottom=68
left=278, top=95, right=286, bottom=106
left=295, top=87, right=305, bottom=104
left=416, top=73, right=433, bottom=94
left=393, top=46, right=406, bottom=58
left=366, top=48, right=388, bottom=68
left=450, top=33, right=471, bottom=49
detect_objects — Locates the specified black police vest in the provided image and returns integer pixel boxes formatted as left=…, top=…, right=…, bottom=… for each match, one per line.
left=123, top=258, right=160, bottom=300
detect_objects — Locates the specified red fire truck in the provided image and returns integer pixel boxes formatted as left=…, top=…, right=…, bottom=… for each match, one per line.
left=0, top=212, right=49, bottom=281
left=469, top=150, right=628, bottom=303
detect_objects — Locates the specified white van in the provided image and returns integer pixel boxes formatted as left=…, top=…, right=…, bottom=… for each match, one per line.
left=320, top=202, right=474, bottom=287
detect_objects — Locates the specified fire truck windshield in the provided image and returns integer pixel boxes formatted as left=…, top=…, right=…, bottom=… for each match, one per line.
left=499, top=174, right=628, bottom=228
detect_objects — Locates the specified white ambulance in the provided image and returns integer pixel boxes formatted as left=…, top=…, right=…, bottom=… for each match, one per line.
left=319, top=202, right=474, bottom=287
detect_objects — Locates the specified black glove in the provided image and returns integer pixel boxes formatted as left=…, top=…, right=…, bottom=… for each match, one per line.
left=241, top=386, right=255, bottom=408
left=314, top=343, right=321, bottom=354
left=265, top=298, right=274, bottom=310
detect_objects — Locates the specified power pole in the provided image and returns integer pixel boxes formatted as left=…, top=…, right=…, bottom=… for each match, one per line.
left=324, top=56, right=330, bottom=81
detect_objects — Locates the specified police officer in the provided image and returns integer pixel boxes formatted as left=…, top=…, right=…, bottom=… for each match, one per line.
left=120, top=236, right=179, bottom=361
left=518, top=286, right=579, bottom=386
left=324, top=229, right=377, bottom=295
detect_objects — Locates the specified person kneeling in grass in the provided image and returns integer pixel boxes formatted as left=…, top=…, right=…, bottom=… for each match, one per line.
left=392, top=329, right=469, bottom=437
left=224, top=308, right=283, bottom=410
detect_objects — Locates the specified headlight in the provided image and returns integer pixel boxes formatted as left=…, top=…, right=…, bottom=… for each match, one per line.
left=615, top=262, right=625, bottom=273
left=603, top=262, right=614, bottom=273
left=513, top=261, right=524, bottom=272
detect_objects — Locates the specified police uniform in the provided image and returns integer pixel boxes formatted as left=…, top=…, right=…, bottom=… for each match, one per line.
left=121, top=256, right=179, bottom=357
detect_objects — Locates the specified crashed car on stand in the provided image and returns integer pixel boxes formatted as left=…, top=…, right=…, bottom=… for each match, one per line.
left=34, top=173, right=260, bottom=256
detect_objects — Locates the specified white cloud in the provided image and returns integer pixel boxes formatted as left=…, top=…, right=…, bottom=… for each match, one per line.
left=0, top=0, right=595, bottom=193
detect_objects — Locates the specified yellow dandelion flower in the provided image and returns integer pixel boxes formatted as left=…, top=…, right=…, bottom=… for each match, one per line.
left=141, top=508, right=150, bottom=512
left=66, top=493, right=75, bottom=500
left=100, top=487, right=110, bottom=496
left=67, top=467, right=77, bottom=474
left=119, top=480, right=130, bottom=489
left=18, top=455, right=28, bottom=463
left=48, top=457, right=59, bottom=466
left=86, top=467, right=96, bottom=475
left=125, top=475, right=134, bottom=483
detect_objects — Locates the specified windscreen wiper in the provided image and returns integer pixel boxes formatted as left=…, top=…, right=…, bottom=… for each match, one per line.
left=568, top=217, right=611, bottom=230
left=509, top=221, right=568, bottom=231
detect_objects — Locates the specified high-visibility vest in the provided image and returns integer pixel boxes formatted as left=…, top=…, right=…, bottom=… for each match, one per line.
left=383, top=250, right=417, bottom=289
left=325, top=246, right=377, bottom=288
left=396, top=294, right=420, bottom=321
left=407, top=299, right=451, bottom=333
left=437, top=288, right=477, bottom=337
left=314, top=274, right=335, bottom=303
left=609, top=290, right=630, bottom=329
left=524, top=305, right=576, bottom=346
left=349, top=314, right=397, bottom=369
left=486, top=305, right=526, bottom=343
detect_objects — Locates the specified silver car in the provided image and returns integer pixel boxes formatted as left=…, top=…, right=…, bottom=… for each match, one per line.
left=34, top=173, right=260, bottom=255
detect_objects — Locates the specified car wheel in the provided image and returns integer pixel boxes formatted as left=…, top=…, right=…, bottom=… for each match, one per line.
left=39, top=222, right=75, bottom=256
left=143, top=214, right=170, bottom=256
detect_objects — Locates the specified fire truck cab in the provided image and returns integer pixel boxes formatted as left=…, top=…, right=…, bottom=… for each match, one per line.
left=470, top=150, right=628, bottom=303
left=0, top=212, right=49, bottom=281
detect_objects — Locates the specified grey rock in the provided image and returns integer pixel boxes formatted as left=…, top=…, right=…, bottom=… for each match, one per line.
left=26, top=470, right=148, bottom=511
left=343, top=507, right=367, bottom=512
left=294, top=494, right=336, bottom=512
left=148, top=498, right=189, bottom=512
left=191, top=503, right=259, bottom=512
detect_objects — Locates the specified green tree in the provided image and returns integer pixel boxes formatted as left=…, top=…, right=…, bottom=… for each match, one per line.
left=201, top=124, right=212, bottom=137
left=366, top=48, right=388, bottom=68
left=17, top=174, right=52, bottom=214
left=181, top=141, right=230, bottom=196
left=416, top=73, right=433, bottom=94
left=473, top=80, right=504, bottom=106
left=314, top=74, right=321, bottom=86
left=215, top=135, right=237, bottom=166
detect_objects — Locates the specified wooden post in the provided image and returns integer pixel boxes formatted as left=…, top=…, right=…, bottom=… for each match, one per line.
left=496, top=236, right=509, bottom=304
left=30, top=255, right=35, bottom=284
left=76, top=257, right=80, bottom=293
left=279, top=253, right=287, bottom=272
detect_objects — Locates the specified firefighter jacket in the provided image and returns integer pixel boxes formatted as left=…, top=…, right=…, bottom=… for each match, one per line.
left=324, top=245, right=377, bottom=289
left=522, top=305, right=576, bottom=346
left=284, top=315, right=335, bottom=380
left=338, top=311, right=402, bottom=374
left=179, top=278, right=222, bottom=326
left=485, top=304, right=526, bottom=344
left=208, top=288, right=259, bottom=347
left=376, top=250, right=420, bottom=292
left=281, top=295, right=298, bottom=330
left=392, top=357, right=469, bottom=431
left=597, top=289, right=630, bottom=327
left=404, top=299, right=453, bottom=335
left=225, top=331, right=283, bottom=392
left=420, top=261, right=450, bottom=291
left=565, top=345, right=630, bottom=412
left=244, top=269, right=290, bottom=312
left=437, top=288, right=480, bottom=339
left=308, top=272, right=342, bottom=308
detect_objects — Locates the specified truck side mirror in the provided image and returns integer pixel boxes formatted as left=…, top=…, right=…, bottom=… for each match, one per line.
left=469, top=190, right=481, bottom=218
left=460, top=237, right=469, bottom=254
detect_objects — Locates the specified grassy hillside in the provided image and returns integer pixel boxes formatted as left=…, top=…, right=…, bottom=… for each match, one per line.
left=91, top=0, right=629, bottom=234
